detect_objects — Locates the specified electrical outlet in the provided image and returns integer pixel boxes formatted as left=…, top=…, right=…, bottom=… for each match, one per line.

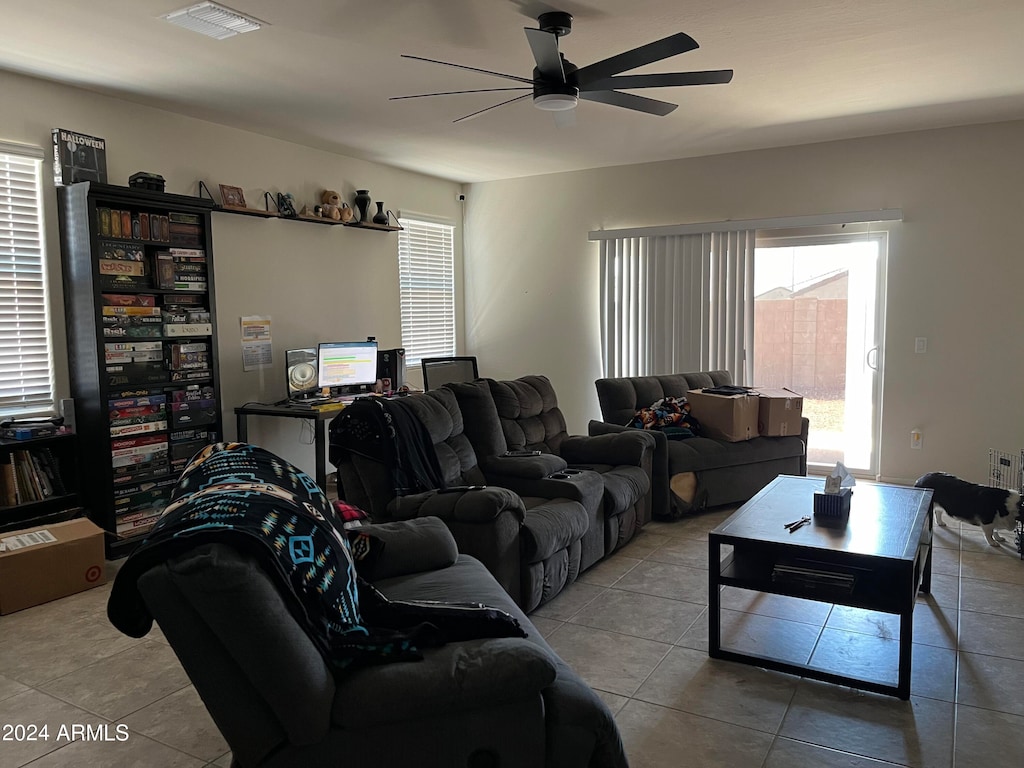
left=915, top=337, right=927, bottom=353
left=911, top=430, right=923, bottom=449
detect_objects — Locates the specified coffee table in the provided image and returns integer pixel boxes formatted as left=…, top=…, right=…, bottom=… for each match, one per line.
left=708, top=475, right=933, bottom=700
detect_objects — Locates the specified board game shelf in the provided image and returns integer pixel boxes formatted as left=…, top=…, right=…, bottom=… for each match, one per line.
left=58, top=182, right=223, bottom=558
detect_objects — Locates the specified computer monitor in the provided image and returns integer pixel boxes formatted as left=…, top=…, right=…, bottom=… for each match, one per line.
left=317, top=341, right=378, bottom=392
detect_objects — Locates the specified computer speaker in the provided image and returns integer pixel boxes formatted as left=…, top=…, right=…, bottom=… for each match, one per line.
left=286, top=348, right=318, bottom=398
left=377, top=348, right=405, bottom=391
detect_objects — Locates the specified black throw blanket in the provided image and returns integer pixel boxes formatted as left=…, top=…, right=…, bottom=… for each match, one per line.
left=108, top=442, right=524, bottom=670
left=329, top=396, right=445, bottom=495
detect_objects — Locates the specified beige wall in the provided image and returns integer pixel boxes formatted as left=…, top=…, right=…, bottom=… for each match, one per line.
left=463, top=121, right=1024, bottom=485
left=1, top=69, right=463, bottom=479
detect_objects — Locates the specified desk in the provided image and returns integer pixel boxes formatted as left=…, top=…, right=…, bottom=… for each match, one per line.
left=234, top=402, right=346, bottom=491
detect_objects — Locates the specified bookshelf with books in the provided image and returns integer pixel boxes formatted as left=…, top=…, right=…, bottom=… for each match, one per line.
left=0, top=432, right=82, bottom=534
left=58, top=182, right=222, bottom=557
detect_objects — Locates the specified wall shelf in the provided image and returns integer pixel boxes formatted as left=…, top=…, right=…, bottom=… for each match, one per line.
left=219, top=203, right=279, bottom=219
left=344, top=220, right=403, bottom=232
left=198, top=181, right=402, bottom=232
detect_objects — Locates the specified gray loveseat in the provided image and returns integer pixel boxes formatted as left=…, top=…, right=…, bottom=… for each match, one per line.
left=593, top=370, right=808, bottom=519
left=131, top=517, right=627, bottom=768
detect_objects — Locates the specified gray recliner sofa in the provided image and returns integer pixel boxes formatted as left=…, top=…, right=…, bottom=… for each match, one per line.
left=332, top=387, right=591, bottom=612
left=480, top=375, right=655, bottom=569
left=593, top=370, right=808, bottom=520
left=134, top=516, right=628, bottom=768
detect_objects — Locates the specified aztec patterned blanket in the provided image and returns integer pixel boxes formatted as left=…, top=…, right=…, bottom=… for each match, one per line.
left=108, top=442, right=523, bottom=669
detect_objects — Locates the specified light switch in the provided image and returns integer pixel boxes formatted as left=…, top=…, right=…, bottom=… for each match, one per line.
left=914, top=337, right=927, bottom=354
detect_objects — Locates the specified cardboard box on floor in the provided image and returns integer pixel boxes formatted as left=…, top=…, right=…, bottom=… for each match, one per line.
left=754, top=387, right=804, bottom=437
left=686, top=389, right=759, bottom=442
left=0, top=518, right=106, bottom=615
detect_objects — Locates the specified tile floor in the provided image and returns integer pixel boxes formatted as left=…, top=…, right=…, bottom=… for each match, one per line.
left=2, top=505, right=1024, bottom=767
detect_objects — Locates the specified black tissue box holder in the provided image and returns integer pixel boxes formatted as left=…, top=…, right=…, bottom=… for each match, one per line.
left=813, top=487, right=852, bottom=519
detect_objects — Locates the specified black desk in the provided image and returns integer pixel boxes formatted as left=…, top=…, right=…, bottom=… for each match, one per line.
left=234, top=402, right=347, bottom=491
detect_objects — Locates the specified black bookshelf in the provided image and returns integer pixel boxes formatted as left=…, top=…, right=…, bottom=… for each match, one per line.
left=0, top=432, right=82, bottom=534
left=58, top=182, right=223, bottom=558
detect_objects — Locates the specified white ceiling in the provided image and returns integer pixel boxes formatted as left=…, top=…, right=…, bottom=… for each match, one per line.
left=4, top=0, right=1024, bottom=183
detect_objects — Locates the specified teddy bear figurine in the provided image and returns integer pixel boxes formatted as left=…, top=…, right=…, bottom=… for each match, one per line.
left=320, top=189, right=354, bottom=222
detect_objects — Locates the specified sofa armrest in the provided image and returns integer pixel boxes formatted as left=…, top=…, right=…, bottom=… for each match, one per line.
left=353, top=518, right=458, bottom=581
left=481, top=453, right=567, bottom=479
left=484, top=469, right=604, bottom=511
left=386, top=488, right=527, bottom=605
left=335, top=637, right=556, bottom=728
left=387, top=487, right=526, bottom=525
left=561, top=430, right=655, bottom=467
left=589, top=420, right=670, bottom=521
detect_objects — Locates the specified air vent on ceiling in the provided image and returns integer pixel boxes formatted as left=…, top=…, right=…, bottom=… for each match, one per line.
left=162, top=2, right=264, bottom=40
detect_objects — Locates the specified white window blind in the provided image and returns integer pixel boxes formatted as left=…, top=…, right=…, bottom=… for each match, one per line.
left=0, top=143, right=53, bottom=417
left=397, top=215, right=455, bottom=367
left=599, top=230, right=754, bottom=382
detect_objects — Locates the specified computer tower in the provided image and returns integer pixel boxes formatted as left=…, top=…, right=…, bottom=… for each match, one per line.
left=377, top=347, right=405, bottom=390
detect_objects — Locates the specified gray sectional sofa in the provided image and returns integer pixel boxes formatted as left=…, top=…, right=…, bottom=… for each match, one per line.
left=593, top=370, right=808, bottom=520
left=130, top=510, right=626, bottom=766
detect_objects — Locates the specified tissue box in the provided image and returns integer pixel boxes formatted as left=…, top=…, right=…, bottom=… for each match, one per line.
left=813, top=488, right=853, bottom=519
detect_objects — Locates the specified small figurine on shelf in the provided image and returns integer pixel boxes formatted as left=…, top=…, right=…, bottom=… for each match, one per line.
left=320, top=190, right=355, bottom=222
left=277, top=192, right=298, bottom=218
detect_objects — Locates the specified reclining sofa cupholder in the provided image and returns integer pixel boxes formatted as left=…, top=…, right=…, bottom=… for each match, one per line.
left=549, top=470, right=584, bottom=480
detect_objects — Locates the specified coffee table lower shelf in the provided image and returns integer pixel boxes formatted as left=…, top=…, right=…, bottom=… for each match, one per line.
left=709, top=542, right=930, bottom=701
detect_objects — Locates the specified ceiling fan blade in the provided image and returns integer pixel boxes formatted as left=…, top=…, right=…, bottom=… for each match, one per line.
left=453, top=93, right=532, bottom=123
left=582, top=70, right=734, bottom=91
left=524, top=27, right=565, bottom=82
left=401, top=54, right=534, bottom=85
left=390, top=88, right=531, bottom=101
left=575, top=32, right=699, bottom=85
left=579, top=90, right=678, bottom=116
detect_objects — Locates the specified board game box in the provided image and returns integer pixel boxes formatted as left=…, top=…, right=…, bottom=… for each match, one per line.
left=52, top=128, right=107, bottom=186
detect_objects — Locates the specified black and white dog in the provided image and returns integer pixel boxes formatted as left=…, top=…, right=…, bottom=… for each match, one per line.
left=915, top=472, right=1022, bottom=547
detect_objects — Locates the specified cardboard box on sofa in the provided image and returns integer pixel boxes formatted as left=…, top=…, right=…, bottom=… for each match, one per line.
left=686, top=389, right=759, bottom=442
left=0, top=518, right=105, bottom=614
left=754, top=387, right=804, bottom=437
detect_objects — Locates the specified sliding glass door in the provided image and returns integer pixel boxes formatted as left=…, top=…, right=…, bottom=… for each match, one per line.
left=753, top=233, right=886, bottom=475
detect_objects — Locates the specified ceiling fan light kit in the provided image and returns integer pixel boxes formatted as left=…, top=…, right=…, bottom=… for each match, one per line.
left=393, top=9, right=733, bottom=123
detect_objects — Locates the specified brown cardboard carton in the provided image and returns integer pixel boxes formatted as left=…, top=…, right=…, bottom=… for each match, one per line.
left=686, top=389, right=759, bottom=442
left=754, top=387, right=804, bottom=437
left=0, top=518, right=105, bottom=615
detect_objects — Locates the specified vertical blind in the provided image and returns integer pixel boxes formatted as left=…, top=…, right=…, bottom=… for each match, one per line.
left=599, top=230, right=754, bottom=382
left=0, top=143, right=53, bottom=416
left=397, top=216, right=456, bottom=366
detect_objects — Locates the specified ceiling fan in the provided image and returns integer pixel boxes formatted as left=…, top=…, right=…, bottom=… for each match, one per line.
left=392, top=10, right=733, bottom=123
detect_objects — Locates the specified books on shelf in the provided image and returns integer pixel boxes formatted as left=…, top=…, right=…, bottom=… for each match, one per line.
left=0, top=448, right=67, bottom=506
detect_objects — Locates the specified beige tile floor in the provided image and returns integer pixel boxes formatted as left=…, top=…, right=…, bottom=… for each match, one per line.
left=2, top=506, right=1024, bottom=767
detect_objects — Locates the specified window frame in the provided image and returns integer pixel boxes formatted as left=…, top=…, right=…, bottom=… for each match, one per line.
left=396, top=213, right=456, bottom=368
left=0, top=141, right=54, bottom=418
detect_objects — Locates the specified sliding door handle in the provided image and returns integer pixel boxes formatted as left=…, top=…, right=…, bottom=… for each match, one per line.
left=866, top=346, right=878, bottom=370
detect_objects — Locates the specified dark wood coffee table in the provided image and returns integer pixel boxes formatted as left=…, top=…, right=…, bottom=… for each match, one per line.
left=708, top=474, right=934, bottom=700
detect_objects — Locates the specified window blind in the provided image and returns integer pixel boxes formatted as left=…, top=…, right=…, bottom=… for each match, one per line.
left=397, top=216, right=455, bottom=367
left=0, top=144, right=53, bottom=416
left=599, top=230, right=754, bottom=382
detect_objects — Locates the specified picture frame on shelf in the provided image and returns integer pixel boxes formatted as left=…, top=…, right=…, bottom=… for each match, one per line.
left=219, top=184, right=246, bottom=208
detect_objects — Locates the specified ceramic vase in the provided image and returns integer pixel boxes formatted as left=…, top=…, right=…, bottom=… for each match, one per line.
left=353, top=189, right=371, bottom=222
left=372, top=202, right=389, bottom=225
